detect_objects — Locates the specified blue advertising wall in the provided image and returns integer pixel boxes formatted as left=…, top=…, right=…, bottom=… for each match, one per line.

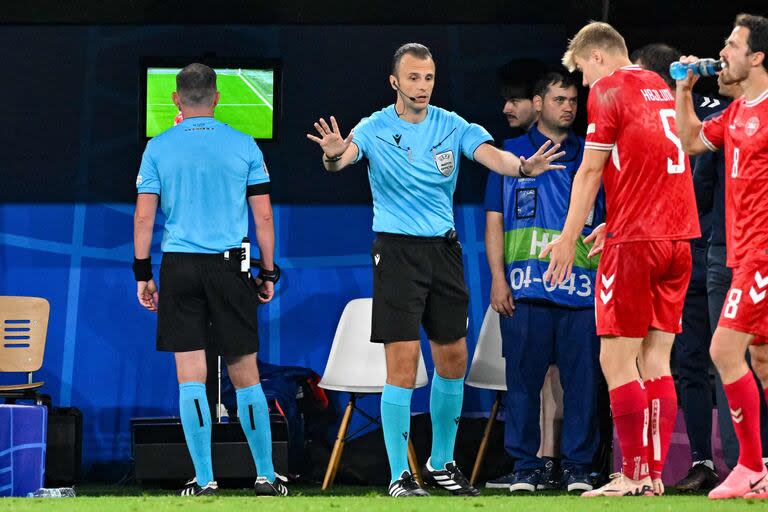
left=0, top=202, right=495, bottom=477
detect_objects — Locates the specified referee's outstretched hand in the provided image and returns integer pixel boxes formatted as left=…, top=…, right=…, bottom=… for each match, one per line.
left=137, top=279, right=159, bottom=313
left=306, top=116, right=354, bottom=158
left=520, top=140, right=566, bottom=177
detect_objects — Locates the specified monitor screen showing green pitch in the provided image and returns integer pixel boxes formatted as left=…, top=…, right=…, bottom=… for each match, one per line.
left=145, top=67, right=275, bottom=139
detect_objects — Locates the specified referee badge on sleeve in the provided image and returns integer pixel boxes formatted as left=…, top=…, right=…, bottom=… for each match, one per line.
left=434, top=150, right=455, bottom=177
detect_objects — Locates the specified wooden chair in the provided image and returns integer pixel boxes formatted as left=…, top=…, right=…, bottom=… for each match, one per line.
left=0, top=297, right=50, bottom=405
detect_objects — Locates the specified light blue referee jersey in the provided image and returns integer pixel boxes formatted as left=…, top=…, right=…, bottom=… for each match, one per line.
left=136, top=117, right=270, bottom=253
left=353, top=105, right=493, bottom=237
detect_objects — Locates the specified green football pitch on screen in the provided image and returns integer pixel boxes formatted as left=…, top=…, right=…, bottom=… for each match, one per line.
left=146, top=68, right=274, bottom=138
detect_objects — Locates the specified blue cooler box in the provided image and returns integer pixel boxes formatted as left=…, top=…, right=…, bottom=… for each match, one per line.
left=0, top=405, right=47, bottom=497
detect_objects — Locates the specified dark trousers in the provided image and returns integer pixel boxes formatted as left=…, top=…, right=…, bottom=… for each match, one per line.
left=500, top=302, right=600, bottom=472
left=707, top=244, right=768, bottom=468
left=674, top=245, right=713, bottom=461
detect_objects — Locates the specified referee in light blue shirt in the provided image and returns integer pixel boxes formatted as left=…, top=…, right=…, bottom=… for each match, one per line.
left=133, top=63, right=287, bottom=497
left=307, top=43, right=566, bottom=498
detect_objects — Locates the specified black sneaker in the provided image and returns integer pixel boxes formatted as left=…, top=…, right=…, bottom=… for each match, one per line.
left=674, top=462, right=719, bottom=492
left=178, top=478, right=218, bottom=496
left=562, top=468, right=594, bottom=493
left=537, top=458, right=561, bottom=490
left=254, top=474, right=289, bottom=496
left=485, top=471, right=516, bottom=489
left=388, top=471, right=430, bottom=497
left=508, top=469, right=542, bottom=493
left=423, top=459, right=480, bottom=496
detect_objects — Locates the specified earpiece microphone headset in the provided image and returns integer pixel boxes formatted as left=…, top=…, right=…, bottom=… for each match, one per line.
left=392, top=80, right=416, bottom=117
left=392, top=80, right=417, bottom=102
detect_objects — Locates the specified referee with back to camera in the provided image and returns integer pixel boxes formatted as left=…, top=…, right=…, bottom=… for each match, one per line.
left=133, top=63, right=287, bottom=497
left=307, top=43, right=566, bottom=498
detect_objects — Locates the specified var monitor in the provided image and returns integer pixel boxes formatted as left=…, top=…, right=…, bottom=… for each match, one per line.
left=141, top=59, right=280, bottom=141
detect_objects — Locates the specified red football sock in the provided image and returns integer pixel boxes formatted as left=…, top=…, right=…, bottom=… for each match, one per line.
left=610, top=380, right=650, bottom=481
left=645, top=376, right=677, bottom=479
left=724, top=371, right=763, bottom=472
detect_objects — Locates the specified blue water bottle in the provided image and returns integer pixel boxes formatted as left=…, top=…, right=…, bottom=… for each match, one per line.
left=670, top=58, right=726, bottom=80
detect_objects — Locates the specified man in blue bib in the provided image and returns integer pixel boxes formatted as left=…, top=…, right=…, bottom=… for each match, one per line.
left=133, top=63, right=287, bottom=497
left=307, top=43, right=566, bottom=497
left=484, top=72, right=604, bottom=493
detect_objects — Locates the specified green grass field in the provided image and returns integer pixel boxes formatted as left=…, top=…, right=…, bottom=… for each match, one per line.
left=0, top=485, right=762, bottom=511
left=146, top=68, right=274, bottom=138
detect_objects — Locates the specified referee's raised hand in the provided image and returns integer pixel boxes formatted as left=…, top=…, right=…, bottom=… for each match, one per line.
left=306, top=116, right=354, bottom=158
left=520, top=140, right=567, bottom=177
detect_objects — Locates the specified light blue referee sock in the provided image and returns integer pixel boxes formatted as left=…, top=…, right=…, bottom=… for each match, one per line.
left=381, top=384, right=413, bottom=483
left=236, top=383, right=276, bottom=481
left=429, top=373, right=465, bottom=469
left=178, top=382, right=214, bottom=486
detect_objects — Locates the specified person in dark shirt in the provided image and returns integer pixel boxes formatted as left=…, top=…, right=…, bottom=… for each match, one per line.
left=633, top=43, right=727, bottom=491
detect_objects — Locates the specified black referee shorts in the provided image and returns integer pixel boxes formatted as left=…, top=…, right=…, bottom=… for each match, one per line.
left=370, top=232, right=469, bottom=344
left=157, top=252, right=260, bottom=356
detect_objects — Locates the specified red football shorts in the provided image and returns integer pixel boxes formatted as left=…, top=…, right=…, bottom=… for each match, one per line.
left=596, top=240, right=692, bottom=338
left=718, top=255, right=768, bottom=344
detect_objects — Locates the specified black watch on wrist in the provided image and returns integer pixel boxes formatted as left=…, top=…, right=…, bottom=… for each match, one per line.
left=257, top=266, right=281, bottom=284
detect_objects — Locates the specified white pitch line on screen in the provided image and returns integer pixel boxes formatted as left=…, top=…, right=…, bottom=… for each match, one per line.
left=237, top=74, right=273, bottom=110
left=147, top=103, right=270, bottom=107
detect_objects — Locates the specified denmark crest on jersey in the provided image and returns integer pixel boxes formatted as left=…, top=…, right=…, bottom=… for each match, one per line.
left=746, top=116, right=760, bottom=137
left=434, top=150, right=455, bottom=177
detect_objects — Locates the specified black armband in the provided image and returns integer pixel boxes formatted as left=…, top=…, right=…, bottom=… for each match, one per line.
left=133, top=257, right=153, bottom=282
left=258, top=265, right=281, bottom=284
left=247, top=183, right=271, bottom=197
left=323, top=154, right=342, bottom=163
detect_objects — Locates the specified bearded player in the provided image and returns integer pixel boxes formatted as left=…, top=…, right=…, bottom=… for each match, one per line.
left=675, top=13, right=768, bottom=499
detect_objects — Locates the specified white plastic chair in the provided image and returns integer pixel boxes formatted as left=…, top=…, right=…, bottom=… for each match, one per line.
left=464, top=305, right=564, bottom=484
left=319, top=298, right=428, bottom=489
left=466, top=305, right=506, bottom=391
left=465, top=305, right=506, bottom=484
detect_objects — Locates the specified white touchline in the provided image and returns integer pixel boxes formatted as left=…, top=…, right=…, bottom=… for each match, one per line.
left=237, top=74, right=273, bottom=110
left=147, top=103, right=270, bottom=107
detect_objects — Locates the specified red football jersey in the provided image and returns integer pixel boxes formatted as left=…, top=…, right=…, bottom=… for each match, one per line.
left=585, top=65, right=700, bottom=245
left=702, top=89, right=768, bottom=268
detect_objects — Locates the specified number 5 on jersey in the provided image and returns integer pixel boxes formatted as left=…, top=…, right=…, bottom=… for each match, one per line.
left=659, top=109, right=685, bottom=174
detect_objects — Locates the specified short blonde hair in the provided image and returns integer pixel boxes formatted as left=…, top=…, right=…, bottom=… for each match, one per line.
left=562, top=21, right=628, bottom=72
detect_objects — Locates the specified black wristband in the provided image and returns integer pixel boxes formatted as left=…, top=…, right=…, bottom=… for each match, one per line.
left=518, top=162, right=531, bottom=177
left=324, top=154, right=342, bottom=163
left=133, top=257, right=153, bottom=282
left=258, top=265, right=280, bottom=284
